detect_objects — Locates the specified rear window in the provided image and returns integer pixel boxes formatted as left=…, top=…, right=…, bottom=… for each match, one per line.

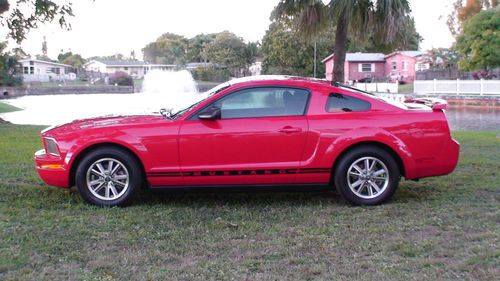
left=326, top=93, right=371, bottom=112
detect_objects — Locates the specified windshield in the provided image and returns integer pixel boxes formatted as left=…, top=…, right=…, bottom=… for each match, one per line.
left=169, top=82, right=230, bottom=119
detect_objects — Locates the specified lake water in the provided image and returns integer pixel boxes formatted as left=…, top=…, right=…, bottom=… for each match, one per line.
left=1, top=94, right=499, bottom=131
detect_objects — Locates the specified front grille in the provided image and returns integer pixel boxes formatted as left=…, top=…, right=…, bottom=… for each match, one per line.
left=45, top=138, right=60, bottom=156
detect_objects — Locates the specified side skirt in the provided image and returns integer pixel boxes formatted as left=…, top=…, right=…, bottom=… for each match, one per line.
left=148, top=183, right=331, bottom=193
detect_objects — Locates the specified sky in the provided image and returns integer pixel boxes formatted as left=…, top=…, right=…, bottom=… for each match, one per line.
left=6, top=0, right=456, bottom=60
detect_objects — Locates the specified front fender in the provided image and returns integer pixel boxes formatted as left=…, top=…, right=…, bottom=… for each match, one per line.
left=65, top=129, right=150, bottom=174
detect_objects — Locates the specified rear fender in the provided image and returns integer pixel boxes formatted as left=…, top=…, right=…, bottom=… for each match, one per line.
left=321, top=127, right=417, bottom=179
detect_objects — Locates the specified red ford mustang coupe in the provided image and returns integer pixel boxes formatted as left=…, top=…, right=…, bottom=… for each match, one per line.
left=34, top=76, right=459, bottom=206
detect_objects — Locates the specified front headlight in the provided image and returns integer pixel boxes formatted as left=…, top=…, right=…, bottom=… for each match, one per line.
left=44, top=137, right=60, bottom=156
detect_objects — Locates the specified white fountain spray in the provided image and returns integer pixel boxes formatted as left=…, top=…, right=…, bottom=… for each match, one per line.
left=140, top=69, right=202, bottom=113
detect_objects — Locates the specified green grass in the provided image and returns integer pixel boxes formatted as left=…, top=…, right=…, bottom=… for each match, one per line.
left=0, top=125, right=498, bottom=280
left=0, top=102, right=21, bottom=114
left=398, top=83, right=414, bottom=94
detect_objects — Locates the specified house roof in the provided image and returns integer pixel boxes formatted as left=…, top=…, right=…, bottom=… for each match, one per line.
left=385, top=51, right=424, bottom=58
left=321, top=52, right=386, bottom=63
left=18, top=58, right=72, bottom=68
left=85, top=60, right=176, bottom=67
left=91, top=60, right=148, bottom=67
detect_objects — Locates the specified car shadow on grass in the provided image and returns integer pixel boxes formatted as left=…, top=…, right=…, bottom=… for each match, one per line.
left=61, top=180, right=440, bottom=208
left=136, top=186, right=342, bottom=207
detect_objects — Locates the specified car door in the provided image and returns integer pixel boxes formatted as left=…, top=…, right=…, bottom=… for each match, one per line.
left=178, top=86, right=310, bottom=185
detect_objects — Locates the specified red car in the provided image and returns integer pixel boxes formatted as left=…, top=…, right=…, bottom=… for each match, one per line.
left=34, top=76, right=459, bottom=206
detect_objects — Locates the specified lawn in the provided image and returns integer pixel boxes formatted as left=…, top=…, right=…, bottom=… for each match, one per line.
left=0, top=124, right=498, bottom=280
left=0, top=102, right=21, bottom=114
left=398, top=83, right=414, bottom=94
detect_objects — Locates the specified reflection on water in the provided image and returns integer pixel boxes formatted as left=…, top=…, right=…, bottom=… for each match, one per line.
left=445, top=107, right=500, bottom=131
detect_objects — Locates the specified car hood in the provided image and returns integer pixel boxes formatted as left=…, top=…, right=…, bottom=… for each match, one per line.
left=42, top=114, right=168, bottom=135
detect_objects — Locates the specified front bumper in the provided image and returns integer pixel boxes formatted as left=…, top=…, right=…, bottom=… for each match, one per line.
left=34, top=149, right=70, bottom=188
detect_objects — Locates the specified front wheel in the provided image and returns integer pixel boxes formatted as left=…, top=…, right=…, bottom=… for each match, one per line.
left=75, top=147, right=143, bottom=206
left=334, top=146, right=400, bottom=205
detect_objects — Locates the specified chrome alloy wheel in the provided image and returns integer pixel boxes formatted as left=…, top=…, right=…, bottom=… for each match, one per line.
left=86, top=158, right=130, bottom=201
left=347, top=157, right=389, bottom=199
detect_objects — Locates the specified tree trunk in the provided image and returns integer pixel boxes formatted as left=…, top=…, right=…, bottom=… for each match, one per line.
left=333, top=12, right=349, bottom=83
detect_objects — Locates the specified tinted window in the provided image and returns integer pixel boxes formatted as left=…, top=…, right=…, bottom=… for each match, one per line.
left=213, top=87, right=309, bottom=119
left=326, top=93, right=371, bottom=112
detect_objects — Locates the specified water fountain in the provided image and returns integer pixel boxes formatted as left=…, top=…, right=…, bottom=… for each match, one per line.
left=140, top=69, right=202, bottom=112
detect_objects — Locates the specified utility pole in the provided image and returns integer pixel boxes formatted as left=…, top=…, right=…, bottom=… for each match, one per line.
left=313, top=41, right=317, bottom=78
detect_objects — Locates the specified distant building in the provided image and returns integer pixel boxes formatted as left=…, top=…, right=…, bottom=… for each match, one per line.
left=385, top=51, right=426, bottom=83
left=19, top=58, right=75, bottom=82
left=249, top=61, right=262, bottom=76
left=185, top=62, right=225, bottom=70
left=84, top=60, right=176, bottom=78
left=322, top=51, right=425, bottom=83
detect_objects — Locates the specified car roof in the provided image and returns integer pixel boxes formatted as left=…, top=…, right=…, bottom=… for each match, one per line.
left=227, top=75, right=331, bottom=87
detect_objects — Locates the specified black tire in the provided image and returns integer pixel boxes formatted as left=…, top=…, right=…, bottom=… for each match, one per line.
left=334, top=145, right=400, bottom=205
left=75, top=147, right=143, bottom=206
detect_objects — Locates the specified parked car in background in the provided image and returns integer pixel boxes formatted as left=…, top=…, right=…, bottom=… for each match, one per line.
left=34, top=76, right=459, bottom=206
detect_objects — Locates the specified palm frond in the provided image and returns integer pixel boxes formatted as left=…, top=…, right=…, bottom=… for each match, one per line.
left=273, top=0, right=328, bottom=38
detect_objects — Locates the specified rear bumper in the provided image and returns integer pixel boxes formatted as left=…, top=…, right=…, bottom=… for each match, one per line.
left=34, top=149, right=70, bottom=188
left=412, top=138, right=460, bottom=179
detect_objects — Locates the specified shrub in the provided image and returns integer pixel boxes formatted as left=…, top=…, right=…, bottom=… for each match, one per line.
left=0, top=72, right=22, bottom=86
left=109, top=71, right=133, bottom=86
left=190, top=67, right=230, bottom=82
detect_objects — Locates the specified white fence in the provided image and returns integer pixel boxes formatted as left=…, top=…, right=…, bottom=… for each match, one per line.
left=414, top=79, right=500, bottom=95
left=353, top=82, right=399, bottom=94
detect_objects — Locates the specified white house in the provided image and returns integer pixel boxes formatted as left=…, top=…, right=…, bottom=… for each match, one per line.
left=19, top=58, right=75, bottom=82
left=84, top=60, right=176, bottom=78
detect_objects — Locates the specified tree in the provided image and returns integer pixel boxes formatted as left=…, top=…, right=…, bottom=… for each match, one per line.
left=447, top=0, right=499, bottom=37
left=89, top=54, right=126, bottom=61
left=261, top=21, right=334, bottom=77
left=0, top=42, right=22, bottom=86
left=204, top=31, right=252, bottom=77
left=57, top=50, right=72, bottom=62
left=186, top=33, right=216, bottom=63
left=62, top=53, right=85, bottom=70
left=142, top=33, right=188, bottom=65
left=0, top=0, right=74, bottom=43
left=348, top=18, right=421, bottom=53
left=274, top=0, right=414, bottom=82
left=455, top=8, right=500, bottom=72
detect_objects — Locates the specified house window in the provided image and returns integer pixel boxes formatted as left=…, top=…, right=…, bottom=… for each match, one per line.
left=29, top=67, right=34, bottom=74
left=54, top=67, right=60, bottom=74
left=392, top=61, right=397, bottom=70
left=402, top=61, right=408, bottom=71
left=124, top=67, right=129, bottom=70
left=360, top=63, right=373, bottom=72
left=29, top=61, right=34, bottom=66
left=416, top=63, right=427, bottom=71
left=23, top=66, right=29, bottom=74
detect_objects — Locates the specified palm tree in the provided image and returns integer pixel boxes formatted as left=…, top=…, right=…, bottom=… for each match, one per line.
left=274, top=0, right=412, bottom=82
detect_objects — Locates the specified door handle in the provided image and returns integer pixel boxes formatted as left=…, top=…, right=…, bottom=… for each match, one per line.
left=278, top=126, right=302, bottom=133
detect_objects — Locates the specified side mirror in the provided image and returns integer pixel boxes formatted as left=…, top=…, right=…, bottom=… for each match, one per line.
left=198, top=107, right=221, bottom=120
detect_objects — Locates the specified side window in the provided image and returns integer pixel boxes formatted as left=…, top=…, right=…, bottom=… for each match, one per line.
left=214, top=87, right=309, bottom=119
left=326, top=93, right=371, bottom=112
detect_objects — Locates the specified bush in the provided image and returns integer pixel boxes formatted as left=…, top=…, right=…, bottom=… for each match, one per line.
left=109, top=71, right=134, bottom=86
left=190, top=67, right=230, bottom=82
left=0, top=72, right=23, bottom=87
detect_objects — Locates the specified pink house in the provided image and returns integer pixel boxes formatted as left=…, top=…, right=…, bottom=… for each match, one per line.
left=384, top=51, right=424, bottom=83
left=322, top=51, right=424, bottom=83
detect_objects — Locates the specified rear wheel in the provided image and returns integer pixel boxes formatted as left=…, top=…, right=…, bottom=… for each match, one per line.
left=334, top=146, right=400, bottom=205
left=75, top=147, right=142, bottom=206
